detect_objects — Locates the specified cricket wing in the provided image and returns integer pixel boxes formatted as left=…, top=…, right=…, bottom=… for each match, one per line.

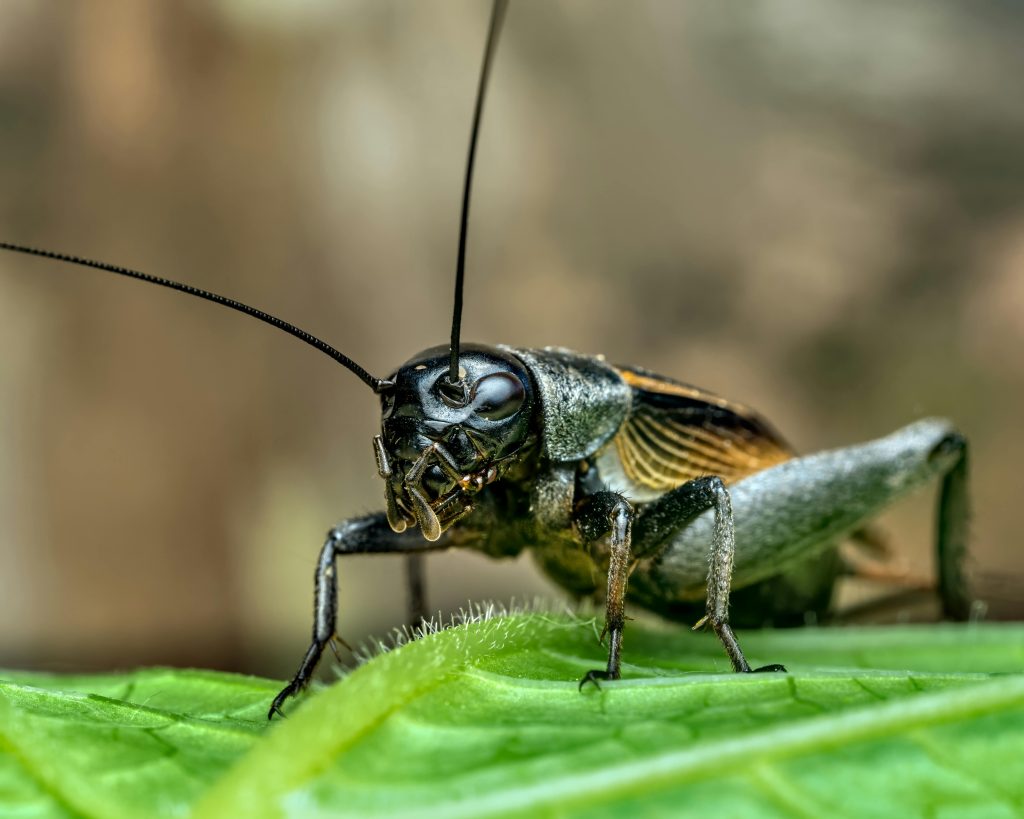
left=594, top=366, right=792, bottom=501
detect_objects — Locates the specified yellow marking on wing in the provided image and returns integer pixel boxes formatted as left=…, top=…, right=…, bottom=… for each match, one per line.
left=609, top=367, right=792, bottom=493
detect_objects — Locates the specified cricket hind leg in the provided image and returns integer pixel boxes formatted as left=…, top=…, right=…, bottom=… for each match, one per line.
left=633, top=476, right=785, bottom=674
left=829, top=429, right=972, bottom=624
left=935, top=432, right=970, bottom=620
left=573, top=491, right=634, bottom=688
left=269, top=512, right=447, bottom=719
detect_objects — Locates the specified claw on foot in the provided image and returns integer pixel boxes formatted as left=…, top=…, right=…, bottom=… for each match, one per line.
left=579, top=669, right=613, bottom=692
left=268, top=681, right=304, bottom=720
left=752, top=663, right=787, bottom=673
left=268, top=690, right=292, bottom=720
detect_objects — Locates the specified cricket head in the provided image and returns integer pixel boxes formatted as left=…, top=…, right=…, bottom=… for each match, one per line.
left=364, top=1, right=515, bottom=542
left=375, top=344, right=538, bottom=541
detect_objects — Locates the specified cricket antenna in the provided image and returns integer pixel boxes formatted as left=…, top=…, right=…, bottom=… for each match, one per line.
left=447, top=0, right=509, bottom=387
left=0, top=242, right=393, bottom=394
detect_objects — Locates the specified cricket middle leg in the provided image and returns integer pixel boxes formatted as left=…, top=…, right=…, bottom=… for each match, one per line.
left=632, top=476, right=785, bottom=674
left=573, top=491, right=635, bottom=688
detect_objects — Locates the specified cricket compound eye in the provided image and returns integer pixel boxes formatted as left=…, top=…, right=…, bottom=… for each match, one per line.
left=470, top=372, right=526, bottom=421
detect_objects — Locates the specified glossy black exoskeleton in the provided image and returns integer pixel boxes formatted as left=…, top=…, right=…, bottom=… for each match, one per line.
left=264, top=336, right=969, bottom=715
left=377, top=345, right=539, bottom=542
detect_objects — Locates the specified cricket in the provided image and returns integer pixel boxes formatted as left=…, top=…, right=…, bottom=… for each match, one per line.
left=0, top=0, right=971, bottom=720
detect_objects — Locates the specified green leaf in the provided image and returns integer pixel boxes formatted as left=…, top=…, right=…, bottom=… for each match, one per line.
left=196, top=616, right=1024, bottom=819
left=0, top=668, right=278, bottom=819
left=3, top=618, right=1024, bottom=819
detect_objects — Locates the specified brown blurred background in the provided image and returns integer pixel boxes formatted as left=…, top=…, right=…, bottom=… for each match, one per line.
left=0, top=1, right=1022, bottom=679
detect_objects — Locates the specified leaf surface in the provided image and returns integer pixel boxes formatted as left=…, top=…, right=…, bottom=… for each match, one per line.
left=0, top=668, right=278, bottom=819
left=195, top=617, right=1024, bottom=819
left=2, top=620, right=1023, bottom=818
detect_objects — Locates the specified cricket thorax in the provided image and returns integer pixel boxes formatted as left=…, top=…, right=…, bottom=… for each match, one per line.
left=374, top=344, right=539, bottom=541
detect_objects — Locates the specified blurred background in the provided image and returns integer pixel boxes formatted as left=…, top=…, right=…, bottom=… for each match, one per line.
left=0, top=0, right=1021, bottom=679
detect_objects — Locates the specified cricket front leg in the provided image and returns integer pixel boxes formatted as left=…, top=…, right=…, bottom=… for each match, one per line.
left=633, top=476, right=785, bottom=674
left=269, top=512, right=447, bottom=719
left=404, top=554, right=428, bottom=628
left=574, top=491, right=635, bottom=688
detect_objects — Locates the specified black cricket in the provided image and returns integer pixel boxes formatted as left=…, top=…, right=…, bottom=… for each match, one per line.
left=0, top=0, right=971, bottom=721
